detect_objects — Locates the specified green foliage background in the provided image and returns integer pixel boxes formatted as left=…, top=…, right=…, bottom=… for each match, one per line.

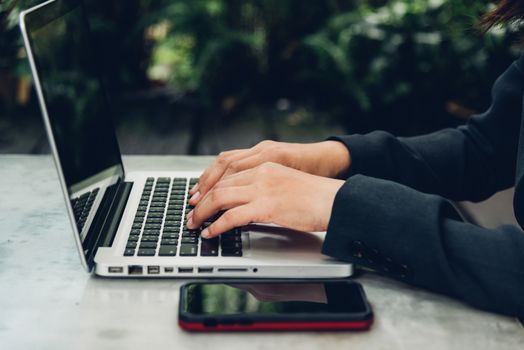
left=1, top=0, right=522, bottom=149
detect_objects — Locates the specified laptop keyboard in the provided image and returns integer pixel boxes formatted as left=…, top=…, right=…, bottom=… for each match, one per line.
left=71, top=188, right=100, bottom=232
left=124, top=177, right=243, bottom=258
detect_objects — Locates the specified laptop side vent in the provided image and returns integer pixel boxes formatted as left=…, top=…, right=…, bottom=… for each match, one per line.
left=84, top=181, right=133, bottom=269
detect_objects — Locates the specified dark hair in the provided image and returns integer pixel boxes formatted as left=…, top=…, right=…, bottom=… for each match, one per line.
left=480, top=1, right=524, bottom=31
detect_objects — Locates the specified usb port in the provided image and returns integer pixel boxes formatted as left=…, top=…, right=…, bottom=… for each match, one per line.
left=128, top=265, right=143, bottom=275
left=198, top=267, right=213, bottom=273
left=148, top=266, right=160, bottom=274
left=164, top=267, right=174, bottom=273
left=178, top=267, right=194, bottom=273
left=108, top=266, right=123, bottom=273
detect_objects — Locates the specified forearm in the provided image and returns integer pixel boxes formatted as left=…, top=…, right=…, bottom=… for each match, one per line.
left=330, top=123, right=516, bottom=201
left=328, top=56, right=524, bottom=201
left=323, top=175, right=524, bottom=318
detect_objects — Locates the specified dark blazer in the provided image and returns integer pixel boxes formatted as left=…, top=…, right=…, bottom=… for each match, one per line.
left=323, top=54, right=524, bottom=319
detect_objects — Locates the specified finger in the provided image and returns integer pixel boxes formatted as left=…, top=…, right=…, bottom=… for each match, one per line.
left=189, top=151, right=238, bottom=195
left=188, top=186, right=253, bottom=229
left=201, top=204, right=256, bottom=239
left=221, top=153, right=263, bottom=179
left=211, top=166, right=259, bottom=190
left=188, top=182, right=199, bottom=195
left=192, top=148, right=257, bottom=199
left=189, top=150, right=259, bottom=204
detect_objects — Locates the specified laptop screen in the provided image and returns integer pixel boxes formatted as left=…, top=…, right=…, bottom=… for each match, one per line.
left=26, top=1, right=123, bottom=192
left=22, top=0, right=125, bottom=269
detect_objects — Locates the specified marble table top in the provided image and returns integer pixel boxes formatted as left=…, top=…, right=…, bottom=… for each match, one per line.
left=1, top=154, right=523, bottom=350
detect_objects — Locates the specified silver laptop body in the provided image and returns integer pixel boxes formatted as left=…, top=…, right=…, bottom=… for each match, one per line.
left=20, top=0, right=352, bottom=279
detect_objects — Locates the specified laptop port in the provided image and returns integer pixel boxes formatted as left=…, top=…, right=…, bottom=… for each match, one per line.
left=217, top=268, right=248, bottom=272
left=178, top=267, right=194, bottom=273
left=108, top=266, right=123, bottom=273
left=198, top=267, right=213, bottom=273
left=128, top=265, right=143, bottom=275
left=148, top=266, right=160, bottom=274
left=164, top=267, right=174, bottom=273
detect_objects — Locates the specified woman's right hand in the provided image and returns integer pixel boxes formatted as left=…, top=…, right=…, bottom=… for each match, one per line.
left=189, top=140, right=351, bottom=205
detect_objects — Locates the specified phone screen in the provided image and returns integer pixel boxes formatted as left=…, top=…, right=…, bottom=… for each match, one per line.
left=182, top=282, right=368, bottom=316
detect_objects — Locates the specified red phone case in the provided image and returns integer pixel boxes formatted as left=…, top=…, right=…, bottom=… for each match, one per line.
left=179, top=318, right=373, bottom=332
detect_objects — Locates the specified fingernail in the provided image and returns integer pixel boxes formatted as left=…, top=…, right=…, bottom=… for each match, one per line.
left=190, top=183, right=199, bottom=194
left=191, top=191, right=200, bottom=201
left=201, top=228, right=210, bottom=239
left=187, top=217, right=194, bottom=228
left=187, top=210, right=193, bottom=219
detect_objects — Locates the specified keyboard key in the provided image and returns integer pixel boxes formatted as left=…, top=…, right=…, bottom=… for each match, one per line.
left=204, top=237, right=219, bottom=244
left=221, top=235, right=241, bottom=243
left=126, top=241, right=137, bottom=249
left=144, top=224, right=162, bottom=230
left=221, top=249, right=242, bottom=257
left=143, top=230, right=160, bottom=237
left=201, top=248, right=218, bottom=256
left=128, top=235, right=140, bottom=241
left=164, top=220, right=181, bottom=226
left=137, top=249, right=156, bottom=256
left=223, top=228, right=241, bottom=237
left=141, top=236, right=159, bottom=242
left=180, top=244, right=197, bottom=256
left=162, top=233, right=179, bottom=239
left=143, top=235, right=160, bottom=241
left=124, top=249, right=135, bottom=256
left=161, top=239, right=178, bottom=245
left=181, top=237, right=198, bottom=244
left=221, top=241, right=242, bottom=250
left=201, top=240, right=219, bottom=256
left=146, top=218, right=163, bottom=223
left=166, top=212, right=182, bottom=218
left=169, top=195, right=185, bottom=200
left=143, top=229, right=160, bottom=235
left=159, top=246, right=177, bottom=256
left=201, top=247, right=219, bottom=256
left=139, top=242, right=157, bottom=249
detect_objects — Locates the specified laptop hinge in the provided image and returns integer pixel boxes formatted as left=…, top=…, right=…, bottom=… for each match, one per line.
left=84, top=180, right=133, bottom=270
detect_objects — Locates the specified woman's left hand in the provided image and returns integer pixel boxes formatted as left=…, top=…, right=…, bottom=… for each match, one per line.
left=186, top=162, right=345, bottom=239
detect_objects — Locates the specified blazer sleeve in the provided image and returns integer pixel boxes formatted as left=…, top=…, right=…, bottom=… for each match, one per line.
left=329, top=55, right=524, bottom=202
left=323, top=175, right=524, bottom=319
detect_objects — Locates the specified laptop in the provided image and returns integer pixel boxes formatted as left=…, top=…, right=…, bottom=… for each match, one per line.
left=19, top=0, right=352, bottom=278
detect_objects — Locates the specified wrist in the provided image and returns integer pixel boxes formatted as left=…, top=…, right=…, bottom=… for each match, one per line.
left=317, top=141, right=352, bottom=179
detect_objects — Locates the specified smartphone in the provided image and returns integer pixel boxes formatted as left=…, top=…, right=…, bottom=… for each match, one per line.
left=178, top=280, right=373, bottom=331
